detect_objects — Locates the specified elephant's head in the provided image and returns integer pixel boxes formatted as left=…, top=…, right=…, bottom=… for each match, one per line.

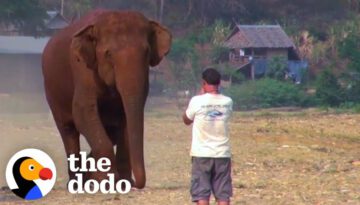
left=70, top=11, right=172, bottom=188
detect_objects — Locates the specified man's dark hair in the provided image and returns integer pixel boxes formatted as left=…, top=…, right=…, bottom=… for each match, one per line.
left=202, top=68, right=221, bottom=85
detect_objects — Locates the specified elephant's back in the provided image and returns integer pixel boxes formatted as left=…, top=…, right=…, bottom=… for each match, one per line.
left=42, top=9, right=109, bottom=119
left=42, top=9, right=108, bottom=76
left=41, top=16, right=79, bottom=117
left=42, top=27, right=73, bottom=100
left=42, top=32, right=74, bottom=119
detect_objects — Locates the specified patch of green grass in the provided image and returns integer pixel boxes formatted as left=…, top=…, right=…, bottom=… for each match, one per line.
left=238, top=109, right=309, bottom=118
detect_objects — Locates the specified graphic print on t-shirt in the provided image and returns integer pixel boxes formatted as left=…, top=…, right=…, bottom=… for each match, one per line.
left=202, top=104, right=230, bottom=121
left=207, top=110, right=223, bottom=118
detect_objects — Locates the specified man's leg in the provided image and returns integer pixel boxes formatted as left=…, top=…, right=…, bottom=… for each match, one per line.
left=191, top=157, right=213, bottom=204
left=197, top=199, right=210, bottom=205
left=212, top=158, right=233, bottom=204
left=217, top=200, right=230, bottom=205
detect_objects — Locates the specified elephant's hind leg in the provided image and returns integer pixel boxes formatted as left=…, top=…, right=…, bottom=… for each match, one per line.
left=55, top=121, right=81, bottom=181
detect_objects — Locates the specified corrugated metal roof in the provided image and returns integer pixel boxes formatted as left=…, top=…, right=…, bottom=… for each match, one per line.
left=0, top=36, right=50, bottom=54
left=224, top=25, right=294, bottom=49
left=47, top=11, right=58, bottom=19
left=46, top=13, right=69, bottom=30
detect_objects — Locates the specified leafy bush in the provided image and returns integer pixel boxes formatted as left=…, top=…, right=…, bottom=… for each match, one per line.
left=346, top=82, right=360, bottom=103
left=224, top=78, right=309, bottom=110
left=315, top=69, right=344, bottom=106
left=266, top=56, right=288, bottom=81
left=338, top=102, right=360, bottom=113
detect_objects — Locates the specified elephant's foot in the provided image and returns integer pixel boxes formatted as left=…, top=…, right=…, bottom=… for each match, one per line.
left=117, top=168, right=133, bottom=186
left=86, top=170, right=134, bottom=190
left=67, top=171, right=86, bottom=190
left=117, top=172, right=134, bottom=186
left=84, top=169, right=120, bottom=181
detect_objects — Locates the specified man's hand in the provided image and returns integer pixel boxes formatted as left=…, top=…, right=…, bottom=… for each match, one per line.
left=182, top=113, right=193, bottom=125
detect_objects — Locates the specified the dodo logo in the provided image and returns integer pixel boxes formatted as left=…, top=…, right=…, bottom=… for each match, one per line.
left=5, top=149, right=56, bottom=200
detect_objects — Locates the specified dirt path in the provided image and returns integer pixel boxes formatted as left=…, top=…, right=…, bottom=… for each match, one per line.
left=0, top=109, right=359, bottom=204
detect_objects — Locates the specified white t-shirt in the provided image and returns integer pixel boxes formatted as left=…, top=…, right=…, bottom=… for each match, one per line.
left=185, top=93, right=233, bottom=158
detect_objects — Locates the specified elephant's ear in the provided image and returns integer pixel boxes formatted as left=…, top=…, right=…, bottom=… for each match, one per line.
left=71, top=25, right=97, bottom=70
left=149, top=21, right=172, bottom=67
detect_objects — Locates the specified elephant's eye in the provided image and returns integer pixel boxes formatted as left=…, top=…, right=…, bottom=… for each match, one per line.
left=105, top=50, right=111, bottom=58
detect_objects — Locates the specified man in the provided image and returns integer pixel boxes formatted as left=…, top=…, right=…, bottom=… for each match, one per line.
left=183, top=68, right=233, bottom=205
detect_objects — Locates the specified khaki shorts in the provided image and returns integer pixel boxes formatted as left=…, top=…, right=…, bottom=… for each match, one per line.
left=190, top=157, right=232, bottom=202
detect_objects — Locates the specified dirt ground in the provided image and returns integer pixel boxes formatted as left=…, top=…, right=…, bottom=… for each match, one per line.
left=0, top=96, right=359, bottom=205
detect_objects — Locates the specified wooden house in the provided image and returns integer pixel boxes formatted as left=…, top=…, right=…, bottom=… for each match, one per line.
left=222, top=25, right=306, bottom=83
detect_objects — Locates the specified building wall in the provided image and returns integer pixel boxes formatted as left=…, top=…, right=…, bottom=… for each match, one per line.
left=0, top=54, right=43, bottom=93
left=266, top=48, right=288, bottom=59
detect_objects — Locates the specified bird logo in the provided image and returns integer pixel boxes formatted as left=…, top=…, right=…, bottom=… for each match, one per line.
left=204, top=109, right=224, bottom=121
left=207, top=110, right=223, bottom=118
left=6, top=149, right=56, bottom=200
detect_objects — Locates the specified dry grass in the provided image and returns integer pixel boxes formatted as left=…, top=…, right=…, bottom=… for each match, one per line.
left=0, top=97, right=359, bottom=205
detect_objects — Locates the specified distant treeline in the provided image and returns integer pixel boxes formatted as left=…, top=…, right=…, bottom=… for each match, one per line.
left=2, top=0, right=360, bottom=109
left=1, top=0, right=358, bottom=36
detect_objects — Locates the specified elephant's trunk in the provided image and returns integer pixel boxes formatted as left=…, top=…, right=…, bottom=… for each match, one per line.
left=120, top=96, right=146, bottom=188
left=113, top=52, right=148, bottom=189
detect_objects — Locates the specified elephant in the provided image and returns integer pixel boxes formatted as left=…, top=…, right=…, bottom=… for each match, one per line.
left=42, top=9, right=171, bottom=188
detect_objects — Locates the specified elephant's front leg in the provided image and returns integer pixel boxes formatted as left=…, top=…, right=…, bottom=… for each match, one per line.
left=72, top=90, right=119, bottom=182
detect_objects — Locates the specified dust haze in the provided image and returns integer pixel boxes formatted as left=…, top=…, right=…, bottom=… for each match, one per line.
left=0, top=37, right=179, bottom=190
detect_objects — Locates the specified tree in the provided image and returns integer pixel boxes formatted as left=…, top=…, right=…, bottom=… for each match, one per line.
left=0, top=0, right=47, bottom=35
left=65, top=0, right=93, bottom=18
left=338, top=31, right=360, bottom=73
left=211, top=20, right=231, bottom=46
left=94, top=0, right=157, bottom=19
